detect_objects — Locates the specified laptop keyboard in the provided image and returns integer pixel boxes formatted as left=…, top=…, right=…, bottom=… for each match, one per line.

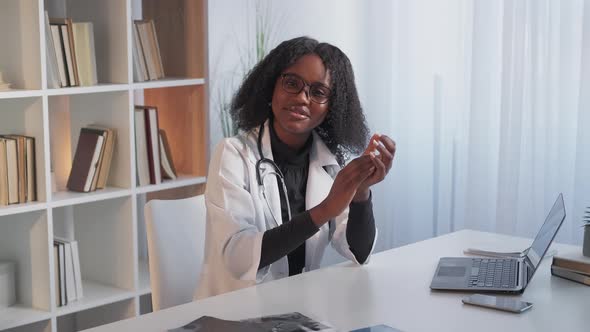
left=468, top=258, right=518, bottom=288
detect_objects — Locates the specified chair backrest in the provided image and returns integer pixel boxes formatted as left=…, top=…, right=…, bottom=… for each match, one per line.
left=144, top=195, right=206, bottom=311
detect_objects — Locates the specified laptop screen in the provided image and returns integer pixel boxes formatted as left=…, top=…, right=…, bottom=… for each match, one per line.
left=525, top=193, right=566, bottom=271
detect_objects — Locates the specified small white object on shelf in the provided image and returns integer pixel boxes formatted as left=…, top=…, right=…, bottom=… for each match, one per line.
left=0, top=261, right=16, bottom=308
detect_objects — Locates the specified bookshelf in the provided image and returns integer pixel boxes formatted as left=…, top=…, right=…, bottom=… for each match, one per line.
left=0, top=0, right=208, bottom=331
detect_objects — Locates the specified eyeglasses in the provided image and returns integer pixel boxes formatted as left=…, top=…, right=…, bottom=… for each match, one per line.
left=280, top=73, right=331, bottom=104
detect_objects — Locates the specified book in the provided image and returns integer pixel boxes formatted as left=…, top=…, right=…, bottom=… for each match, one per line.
left=135, top=20, right=159, bottom=80
left=54, top=237, right=83, bottom=301
left=143, top=107, right=162, bottom=184
left=70, top=241, right=84, bottom=299
left=84, top=135, right=104, bottom=192
left=86, top=126, right=116, bottom=189
left=72, top=22, right=98, bottom=86
left=1, top=137, right=18, bottom=204
left=54, top=241, right=67, bottom=306
left=0, top=72, right=11, bottom=90
left=81, top=128, right=107, bottom=191
left=24, top=136, right=36, bottom=202
left=0, top=135, right=36, bottom=203
left=66, top=130, right=104, bottom=192
left=551, top=265, right=590, bottom=286
left=13, top=136, right=25, bottom=203
left=50, top=18, right=78, bottom=86
left=53, top=244, right=60, bottom=307
left=133, top=20, right=165, bottom=80
left=44, top=11, right=61, bottom=88
left=4, top=136, right=26, bottom=203
left=0, top=82, right=11, bottom=91
left=60, top=24, right=76, bottom=86
left=56, top=239, right=76, bottom=303
left=50, top=25, right=68, bottom=87
left=51, top=18, right=79, bottom=86
left=552, top=252, right=590, bottom=275
left=159, top=130, right=176, bottom=179
left=134, top=108, right=150, bottom=186
left=0, top=139, right=8, bottom=205
left=132, top=22, right=148, bottom=82
left=148, top=20, right=165, bottom=78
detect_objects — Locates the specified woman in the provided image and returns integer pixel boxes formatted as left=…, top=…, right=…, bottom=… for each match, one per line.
left=195, top=36, right=396, bottom=299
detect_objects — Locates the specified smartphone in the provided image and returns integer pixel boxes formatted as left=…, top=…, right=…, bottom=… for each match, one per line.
left=462, top=294, right=533, bottom=313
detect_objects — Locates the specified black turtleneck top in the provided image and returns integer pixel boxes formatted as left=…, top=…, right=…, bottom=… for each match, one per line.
left=257, top=123, right=376, bottom=275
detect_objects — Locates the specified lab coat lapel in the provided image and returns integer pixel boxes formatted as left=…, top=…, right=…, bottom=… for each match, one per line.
left=305, top=132, right=339, bottom=269
left=256, top=120, right=283, bottom=227
left=306, top=131, right=338, bottom=209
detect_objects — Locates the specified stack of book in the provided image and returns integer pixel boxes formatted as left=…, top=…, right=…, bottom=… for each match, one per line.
left=66, top=126, right=116, bottom=192
left=53, top=237, right=83, bottom=306
left=551, top=252, right=590, bottom=286
left=132, top=19, right=165, bottom=82
left=45, top=11, right=98, bottom=88
left=134, top=106, right=177, bottom=186
left=0, top=135, right=36, bottom=206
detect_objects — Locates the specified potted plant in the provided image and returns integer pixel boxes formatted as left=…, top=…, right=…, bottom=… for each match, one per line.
left=213, top=0, right=283, bottom=138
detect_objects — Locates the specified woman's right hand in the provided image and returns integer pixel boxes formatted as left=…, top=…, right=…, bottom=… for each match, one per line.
left=309, top=155, right=375, bottom=226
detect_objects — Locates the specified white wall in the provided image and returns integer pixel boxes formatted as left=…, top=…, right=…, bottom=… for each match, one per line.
left=208, top=0, right=590, bottom=267
left=208, top=0, right=387, bottom=265
left=208, top=0, right=373, bottom=148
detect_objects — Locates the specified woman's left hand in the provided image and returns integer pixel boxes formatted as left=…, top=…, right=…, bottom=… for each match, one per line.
left=353, top=134, right=396, bottom=202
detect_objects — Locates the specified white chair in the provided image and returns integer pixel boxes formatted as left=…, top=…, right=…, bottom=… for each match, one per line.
left=144, top=195, right=206, bottom=311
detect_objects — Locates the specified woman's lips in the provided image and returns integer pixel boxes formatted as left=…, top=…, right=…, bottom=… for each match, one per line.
left=286, top=106, right=310, bottom=120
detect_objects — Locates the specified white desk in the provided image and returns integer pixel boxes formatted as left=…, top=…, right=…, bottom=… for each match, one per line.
left=85, top=230, right=589, bottom=332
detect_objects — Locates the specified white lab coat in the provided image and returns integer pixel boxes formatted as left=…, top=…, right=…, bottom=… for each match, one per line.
left=194, top=120, right=377, bottom=299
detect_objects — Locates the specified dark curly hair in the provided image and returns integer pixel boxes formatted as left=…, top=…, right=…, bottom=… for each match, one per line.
left=230, top=36, right=370, bottom=166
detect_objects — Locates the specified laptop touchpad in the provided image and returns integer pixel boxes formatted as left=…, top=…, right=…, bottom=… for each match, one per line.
left=437, top=266, right=466, bottom=277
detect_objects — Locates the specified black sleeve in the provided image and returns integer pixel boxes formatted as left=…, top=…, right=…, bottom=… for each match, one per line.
left=346, top=192, right=376, bottom=264
left=258, top=211, right=319, bottom=269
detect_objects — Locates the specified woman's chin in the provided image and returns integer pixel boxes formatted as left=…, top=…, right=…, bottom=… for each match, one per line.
left=280, top=120, right=314, bottom=135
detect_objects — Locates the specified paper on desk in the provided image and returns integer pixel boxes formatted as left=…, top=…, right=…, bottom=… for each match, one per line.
left=463, top=247, right=558, bottom=260
left=350, top=324, right=403, bottom=332
left=168, top=312, right=339, bottom=332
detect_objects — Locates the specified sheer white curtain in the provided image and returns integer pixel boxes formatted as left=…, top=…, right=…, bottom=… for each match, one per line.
left=364, top=0, right=590, bottom=253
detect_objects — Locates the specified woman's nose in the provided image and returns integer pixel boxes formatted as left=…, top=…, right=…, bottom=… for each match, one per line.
left=293, top=87, right=311, bottom=104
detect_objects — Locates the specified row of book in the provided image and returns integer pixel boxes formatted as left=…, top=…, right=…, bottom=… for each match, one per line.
left=132, top=19, right=165, bottom=82
left=54, top=237, right=83, bottom=306
left=0, top=135, right=36, bottom=206
left=551, top=252, right=590, bottom=286
left=67, top=126, right=116, bottom=193
left=45, top=12, right=98, bottom=88
left=134, top=106, right=177, bottom=186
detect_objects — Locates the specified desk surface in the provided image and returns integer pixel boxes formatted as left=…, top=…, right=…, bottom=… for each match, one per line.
left=85, top=230, right=589, bottom=332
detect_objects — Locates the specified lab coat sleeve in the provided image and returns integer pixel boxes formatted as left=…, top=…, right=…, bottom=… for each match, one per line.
left=204, top=138, right=264, bottom=281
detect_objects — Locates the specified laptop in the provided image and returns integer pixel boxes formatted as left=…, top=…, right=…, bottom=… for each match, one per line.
left=430, top=193, right=566, bottom=294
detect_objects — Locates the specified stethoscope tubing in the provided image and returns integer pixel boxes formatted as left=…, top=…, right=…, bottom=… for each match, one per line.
left=256, top=123, right=293, bottom=224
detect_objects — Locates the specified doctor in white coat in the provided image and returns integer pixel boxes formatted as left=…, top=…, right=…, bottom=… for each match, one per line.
left=195, top=37, right=396, bottom=299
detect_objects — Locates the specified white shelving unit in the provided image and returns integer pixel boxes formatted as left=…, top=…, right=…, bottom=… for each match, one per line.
left=0, top=0, right=209, bottom=331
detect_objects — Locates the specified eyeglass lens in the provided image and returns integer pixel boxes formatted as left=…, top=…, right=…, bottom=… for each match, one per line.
left=281, top=74, right=330, bottom=104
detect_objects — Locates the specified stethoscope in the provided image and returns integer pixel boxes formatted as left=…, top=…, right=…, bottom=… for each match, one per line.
left=256, top=123, right=292, bottom=225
